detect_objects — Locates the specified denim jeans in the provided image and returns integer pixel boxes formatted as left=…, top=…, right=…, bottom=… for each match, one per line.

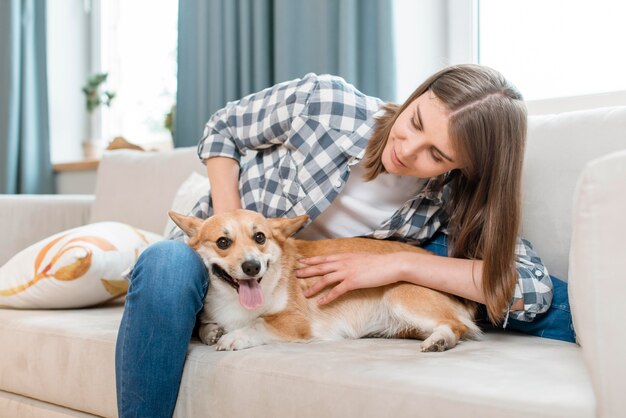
left=115, top=240, right=209, bottom=418
left=421, top=232, right=576, bottom=343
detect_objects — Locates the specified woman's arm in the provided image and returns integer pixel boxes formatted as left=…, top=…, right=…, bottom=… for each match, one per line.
left=190, top=75, right=319, bottom=218
left=397, top=252, right=487, bottom=303
left=206, top=157, right=242, bottom=214
left=197, top=74, right=317, bottom=165
left=395, top=253, right=523, bottom=311
left=297, top=251, right=526, bottom=310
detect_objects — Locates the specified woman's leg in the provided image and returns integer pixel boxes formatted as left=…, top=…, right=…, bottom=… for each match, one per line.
left=421, top=232, right=576, bottom=343
left=115, top=240, right=209, bottom=418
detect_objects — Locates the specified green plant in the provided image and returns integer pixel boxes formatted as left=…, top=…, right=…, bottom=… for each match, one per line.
left=82, top=73, right=116, bottom=113
left=164, top=104, right=176, bottom=136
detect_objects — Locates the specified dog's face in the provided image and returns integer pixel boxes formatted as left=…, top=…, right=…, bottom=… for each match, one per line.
left=169, top=209, right=308, bottom=311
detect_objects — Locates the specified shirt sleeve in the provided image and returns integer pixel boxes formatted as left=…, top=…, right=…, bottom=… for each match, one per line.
left=164, top=193, right=212, bottom=241
left=196, top=74, right=318, bottom=164
left=506, top=237, right=553, bottom=323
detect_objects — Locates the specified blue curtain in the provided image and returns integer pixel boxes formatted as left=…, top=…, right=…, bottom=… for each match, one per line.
left=175, top=0, right=396, bottom=147
left=0, top=0, right=55, bottom=194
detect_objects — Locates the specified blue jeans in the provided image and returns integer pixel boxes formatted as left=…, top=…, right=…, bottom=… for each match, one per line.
left=421, top=233, right=576, bottom=343
left=115, top=240, right=209, bottom=418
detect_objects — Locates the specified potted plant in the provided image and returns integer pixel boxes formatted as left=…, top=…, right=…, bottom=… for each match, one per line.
left=81, top=73, right=116, bottom=158
left=83, top=73, right=116, bottom=113
left=164, top=104, right=176, bottom=142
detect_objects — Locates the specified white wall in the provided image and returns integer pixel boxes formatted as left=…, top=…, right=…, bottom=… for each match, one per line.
left=393, top=0, right=448, bottom=102
left=393, top=0, right=478, bottom=103
left=47, top=0, right=90, bottom=163
left=526, top=91, right=626, bottom=116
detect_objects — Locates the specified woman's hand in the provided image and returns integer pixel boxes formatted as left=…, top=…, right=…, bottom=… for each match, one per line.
left=295, top=252, right=407, bottom=305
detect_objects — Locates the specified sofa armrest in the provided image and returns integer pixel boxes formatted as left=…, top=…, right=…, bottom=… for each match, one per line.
left=0, top=195, right=94, bottom=265
left=569, top=149, right=626, bottom=418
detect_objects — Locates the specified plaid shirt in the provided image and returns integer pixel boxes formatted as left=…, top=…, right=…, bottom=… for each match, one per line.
left=171, top=73, right=552, bottom=323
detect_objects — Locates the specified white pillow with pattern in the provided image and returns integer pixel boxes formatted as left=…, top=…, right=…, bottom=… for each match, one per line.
left=0, top=222, right=162, bottom=309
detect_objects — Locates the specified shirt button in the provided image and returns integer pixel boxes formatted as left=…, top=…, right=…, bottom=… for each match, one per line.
left=334, top=179, right=343, bottom=188
left=534, top=269, right=543, bottom=277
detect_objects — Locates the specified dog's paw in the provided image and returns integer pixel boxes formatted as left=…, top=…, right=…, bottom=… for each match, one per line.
left=215, top=328, right=266, bottom=351
left=420, top=337, right=447, bottom=352
left=198, top=323, right=225, bottom=346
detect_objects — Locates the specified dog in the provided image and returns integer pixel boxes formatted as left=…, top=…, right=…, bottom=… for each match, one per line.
left=168, top=209, right=480, bottom=352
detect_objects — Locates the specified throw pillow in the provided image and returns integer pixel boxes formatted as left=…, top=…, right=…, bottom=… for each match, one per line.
left=0, top=222, right=162, bottom=309
left=163, top=172, right=210, bottom=236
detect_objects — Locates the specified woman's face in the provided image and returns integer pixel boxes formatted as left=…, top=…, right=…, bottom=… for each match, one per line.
left=382, top=91, right=461, bottom=178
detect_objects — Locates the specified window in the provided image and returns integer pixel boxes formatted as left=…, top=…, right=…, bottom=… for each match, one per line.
left=47, top=0, right=178, bottom=163
left=98, top=0, right=178, bottom=148
left=478, top=0, right=626, bottom=100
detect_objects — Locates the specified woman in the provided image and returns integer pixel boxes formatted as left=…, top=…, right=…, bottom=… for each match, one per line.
left=115, top=64, right=574, bottom=418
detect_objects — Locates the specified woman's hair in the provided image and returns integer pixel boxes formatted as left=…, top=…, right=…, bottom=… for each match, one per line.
left=363, top=64, right=527, bottom=324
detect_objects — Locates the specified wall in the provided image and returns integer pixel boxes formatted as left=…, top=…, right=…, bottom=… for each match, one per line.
left=47, top=0, right=90, bottom=163
left=526, top=91, right=626, bottom=115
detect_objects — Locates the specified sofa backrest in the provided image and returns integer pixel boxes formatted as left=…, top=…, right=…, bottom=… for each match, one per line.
left=89, top=106, right=626, bottom=281
left=90, top=147, right=204, bottom=234
left=523, top=106, right=626, bottom=280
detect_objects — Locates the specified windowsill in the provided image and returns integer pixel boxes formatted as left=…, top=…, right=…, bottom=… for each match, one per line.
left=53, top=159, right=100, bottom=173
left=52, top=138, right=175, bottom=173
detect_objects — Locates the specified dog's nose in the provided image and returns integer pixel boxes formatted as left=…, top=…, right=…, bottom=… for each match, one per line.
left=242, top=260, right=261, bottom=277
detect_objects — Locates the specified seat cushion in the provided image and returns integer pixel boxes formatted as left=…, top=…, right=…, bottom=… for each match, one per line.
left=0, top=304, right=123, bottom=417
left=0, top=306, right=595, bottom=418
left=0, top=390, right=99, bottom=418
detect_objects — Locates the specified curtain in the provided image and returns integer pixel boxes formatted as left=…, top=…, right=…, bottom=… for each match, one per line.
left=0, top=0, right=55, bottom=194
left=175, top=0, right=396, bottom=147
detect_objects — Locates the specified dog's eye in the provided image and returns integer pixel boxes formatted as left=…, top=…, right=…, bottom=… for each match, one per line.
left=216, top=237, right=232, bottom=250
left=254, top=232, right=266, bottom=245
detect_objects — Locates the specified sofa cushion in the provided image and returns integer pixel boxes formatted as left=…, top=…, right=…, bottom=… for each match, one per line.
left=162, top=171, right=210, bottom=236
left=0, top=304, right=123, bottom=418
left=524, top=106, right=626, bottom=280
left=0, top=222, right=161, bottom=309
left=0, top=306, right=595, bottom=418
left=0, top=390, right=98, bottom=418
left=90, top=148, right=205, bottom=234
left=569, top=149, right=626, bottom=418
left=0, top=195, right=94, bottom=266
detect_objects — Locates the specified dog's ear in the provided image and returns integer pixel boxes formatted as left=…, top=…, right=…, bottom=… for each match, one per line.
left=168, top=211, right=202, bottom=237
left=269, top=215, right=309, bottom=240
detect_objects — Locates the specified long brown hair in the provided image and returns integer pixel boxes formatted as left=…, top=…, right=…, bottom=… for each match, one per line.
left=363, top=64, right=527, bottom=324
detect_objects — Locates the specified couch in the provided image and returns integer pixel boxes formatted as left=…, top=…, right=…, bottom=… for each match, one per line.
left=1, top=105, right=625, bottom=418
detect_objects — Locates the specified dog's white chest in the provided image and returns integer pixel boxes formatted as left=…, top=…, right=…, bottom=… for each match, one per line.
left=204, top=277, right=288, bottom=332
left=204, top=286, right=255, bottom=331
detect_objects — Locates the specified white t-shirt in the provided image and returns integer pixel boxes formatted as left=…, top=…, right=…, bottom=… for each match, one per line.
left=296, top=162, right=427, bottom=240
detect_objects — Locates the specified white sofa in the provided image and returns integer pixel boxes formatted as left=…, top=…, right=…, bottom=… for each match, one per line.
left=1, top=105, right=625, bottom=418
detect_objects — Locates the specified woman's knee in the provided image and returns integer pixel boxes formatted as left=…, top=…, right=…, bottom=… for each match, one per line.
left=130, top=240, right=208, bottom=301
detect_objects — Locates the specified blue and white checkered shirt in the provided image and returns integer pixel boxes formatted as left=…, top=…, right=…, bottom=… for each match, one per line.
left=170, top=73, right=552, bottom=322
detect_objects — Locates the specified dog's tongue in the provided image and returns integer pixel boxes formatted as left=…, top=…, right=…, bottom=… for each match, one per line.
left=238, top=279, right=264, bottom=310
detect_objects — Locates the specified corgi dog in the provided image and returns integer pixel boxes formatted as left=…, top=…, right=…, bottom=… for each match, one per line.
left=168, top=209, right=480, bottom=352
